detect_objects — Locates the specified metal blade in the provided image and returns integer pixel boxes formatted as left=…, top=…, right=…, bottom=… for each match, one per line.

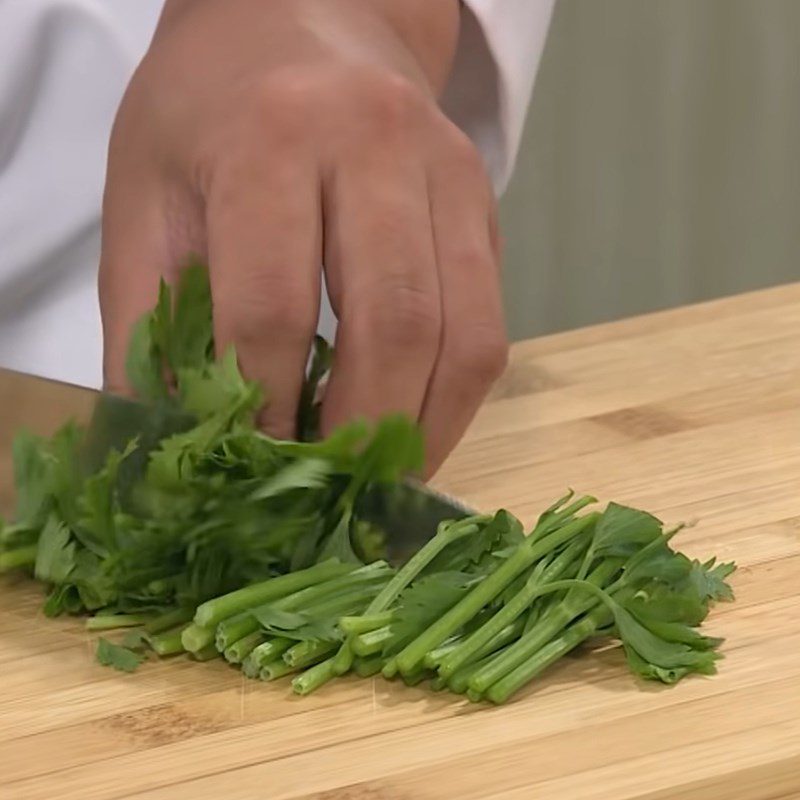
left=356, top=478, right=476, bottom=564
left=0, top=367, right=476, bottom=557
left=0, top=367, right=192, bottom=516
left=1, top=367, right=96, bottom=516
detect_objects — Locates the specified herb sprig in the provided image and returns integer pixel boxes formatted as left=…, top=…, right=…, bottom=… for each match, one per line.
left=0, top=265, right=735, bottom=704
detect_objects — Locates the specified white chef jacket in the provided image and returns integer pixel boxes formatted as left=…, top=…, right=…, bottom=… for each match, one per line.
left=0, top=0, right=554, bottom=389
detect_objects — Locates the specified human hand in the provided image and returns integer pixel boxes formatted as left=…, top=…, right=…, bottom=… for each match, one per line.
left=99, top=0, right=508, bottom=476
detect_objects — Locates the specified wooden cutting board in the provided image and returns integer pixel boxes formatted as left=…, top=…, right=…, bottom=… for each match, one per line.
left=2, top=283, right=799, bottom=800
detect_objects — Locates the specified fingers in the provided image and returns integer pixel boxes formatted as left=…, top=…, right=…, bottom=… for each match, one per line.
left=319, top=152, right=441, bottom=438
left=206, top=150, right=322, bottom=439
left=420, top=133, right=508, bottom=476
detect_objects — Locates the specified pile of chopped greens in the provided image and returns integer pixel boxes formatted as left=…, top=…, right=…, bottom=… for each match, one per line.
left=0, top=265, right=735, bottom=703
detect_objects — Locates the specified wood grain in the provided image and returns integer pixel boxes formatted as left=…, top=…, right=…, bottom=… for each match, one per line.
left=1, top=282, right=799, bottom=800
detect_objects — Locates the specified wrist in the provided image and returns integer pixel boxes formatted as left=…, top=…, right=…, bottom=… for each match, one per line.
left=159, top=0, right=460, bottom=97
left=369, top=0, right=461, bottom=95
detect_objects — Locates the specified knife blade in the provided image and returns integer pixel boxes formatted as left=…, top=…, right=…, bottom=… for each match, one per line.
left=0, top=366, right=475, bottom=562
left=357, top=478, right=475, bottom=564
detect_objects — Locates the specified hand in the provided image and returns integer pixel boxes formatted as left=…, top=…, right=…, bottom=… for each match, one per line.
left=99, top=0, right=508, bottom=476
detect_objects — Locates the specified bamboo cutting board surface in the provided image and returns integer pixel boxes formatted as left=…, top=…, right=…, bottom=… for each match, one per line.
left=1, top=283, right=799, bottom=800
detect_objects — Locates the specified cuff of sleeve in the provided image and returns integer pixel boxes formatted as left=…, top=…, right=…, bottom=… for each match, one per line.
left=440, top=0, right=555, bottom=195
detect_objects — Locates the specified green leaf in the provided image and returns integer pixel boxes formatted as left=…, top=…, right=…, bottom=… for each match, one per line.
left=249, top=458, right=332, bottom=501
left=125, top=316, right=167, bottom=402
left=151, top=278, right=173, bottom=360
left=626, top=601, right=723, bottom=650
left=0, top=520, right=37, bottom=551
left=624, top=544, right=692, bottom=586
left=76, top=440, right=136, bottom=556
left=121, top=629, right=150, bottom=651
left=45, top=422, right=85, bottom=525
left=625, top=583, right=708, bottom=626
left=476, top=509, right=525, bottom=559
left=145, top=415, right=228, bottom=489
left=535, top=489, right=575, bottom=527
left=72, top=549, right=117, bottom=611
left=386, top=571, right=480, bottom=656
left=593, top=503, right=664, bottom=558
left=168, top=261, right=214, bottom=372
left=251, top=607, right=309, bottom=631
left=261, top=420, right=372, bottom=475
left=96, top=637, right=145, bottom=673
left=12, top=430, right=52, bottom=526
left=33, top=516, right=75, bottom=585
left=289, top=518, right=328, bottom=572
left=251, top=563, right=392, bottom=644
left=350, top=415, right=424, bottom=492
left=125, top=263, right=214, bottom=400
left=252, top=603, right=345, bottom=643
left=177, top=348, right=260, bottom=422
left=317, top=510, right=362, bottom=565
left=43, top=584, right=80, bottom=617
left=612, top=600, right=720, bottom=673
left=690, top=558, right=736, bottom=603
left=623, top=647, right=698, bottom=684
left=422, top=511, right=524, bottom=577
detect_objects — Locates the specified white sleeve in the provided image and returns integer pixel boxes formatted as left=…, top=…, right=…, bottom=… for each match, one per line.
left=0, top=0, right=552, bottom=388
left=0, top=0, right=163, bottom=389
left=441, top=0, right=555, bottom=195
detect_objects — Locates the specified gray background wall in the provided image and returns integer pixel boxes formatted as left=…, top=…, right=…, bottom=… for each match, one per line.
left=500, top=0, right=800, bottom=341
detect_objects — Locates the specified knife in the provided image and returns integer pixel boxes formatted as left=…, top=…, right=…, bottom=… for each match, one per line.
left=0, top=366, right=475, bottom=563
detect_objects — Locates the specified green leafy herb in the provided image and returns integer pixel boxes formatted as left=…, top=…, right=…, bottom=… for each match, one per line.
left=385, top=571, right=481, bottom=656
left=0, top=262, right=736, bottom=706
left=0, top=265, right=425, bottom=619
left=96, top=637, right=145, bottom=673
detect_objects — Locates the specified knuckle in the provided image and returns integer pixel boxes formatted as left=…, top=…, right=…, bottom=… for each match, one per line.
left=234, top=70, right=318, bottom=148
left=361, top=207, right=423, bottom=254
left=450, top=131, right=484, bottom=170
left=218, top=273, right=316, bottom=346
left=355, top=282, right=442, bottom=353
left=361, top=71, right=425, bottom=133
left=452, top=244, right=497, bottom=278
left=450, top=326, right=509, bottom=385
left=196, top=69, right=323, bottom=191
left=252, top=70, right=311, bottom=115
left=444, top=127, right=491, bottom=185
